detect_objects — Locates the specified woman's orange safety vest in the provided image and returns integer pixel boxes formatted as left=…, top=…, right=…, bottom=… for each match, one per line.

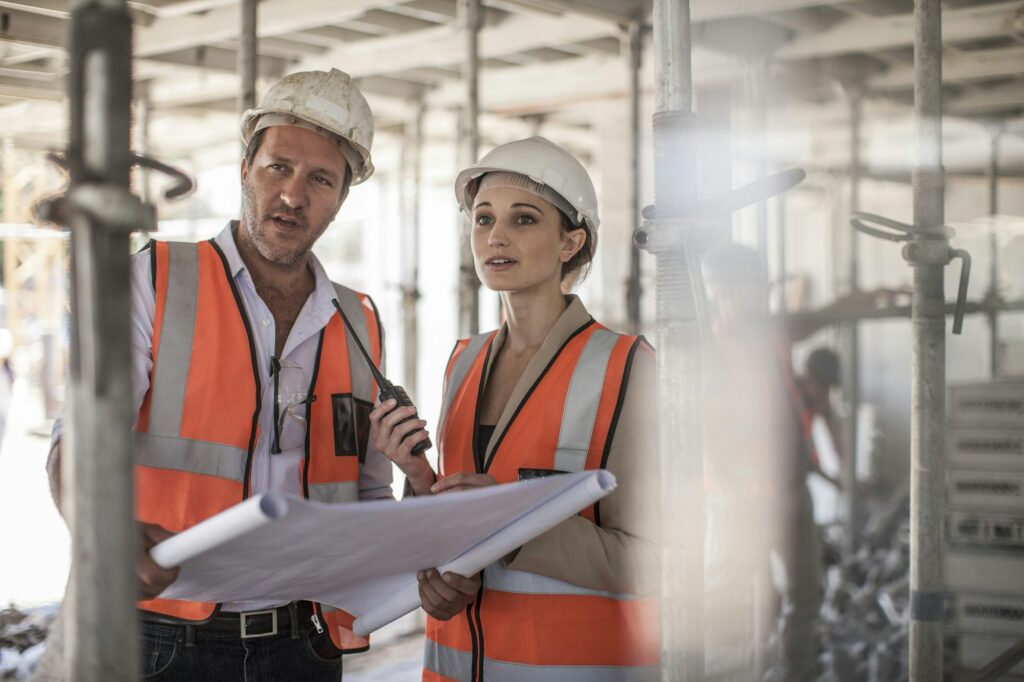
left=133, top=239, right=380, bottom=652
left=425, top=320, right=659, bottom=681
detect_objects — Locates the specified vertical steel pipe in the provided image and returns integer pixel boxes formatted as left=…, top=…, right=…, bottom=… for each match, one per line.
left=841, top=89, right=863, bottom=555
left=651, top=0, right=703, bottom=679
left=401, top=101, right=425, bottom=398
left=626, top=12, right=643, bottom=334
left=749, top=58, right=769, bottom=273
left=239, top=0, right=258, bottom=113
left=64, top=0, right=137, bottom=678
left=775, top=192, right=787, bottom=310
left=136, top=81, right=152, bottom=205
left=987, top=127, right=1001, bottom=378
left=458, top=0, right=481, bottom=337
left=908, top=0, right=947, bottom=677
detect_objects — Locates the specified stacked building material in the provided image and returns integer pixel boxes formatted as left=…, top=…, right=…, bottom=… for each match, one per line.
left=945, top=381, right=1024, bottom=678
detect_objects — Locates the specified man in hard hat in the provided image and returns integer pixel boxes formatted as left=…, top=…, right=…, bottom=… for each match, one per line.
left=701, top=244, right=822, bottom=682
left=47, top=69, right=437, bottom=680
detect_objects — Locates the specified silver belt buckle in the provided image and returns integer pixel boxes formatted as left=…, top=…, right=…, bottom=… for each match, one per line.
left=240, top=609, right=278, bottom=639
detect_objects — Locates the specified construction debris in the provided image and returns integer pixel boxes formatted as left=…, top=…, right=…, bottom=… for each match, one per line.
left=0, top=606, right=57, bottom=681
left=761, top=491, right=919, bottom=681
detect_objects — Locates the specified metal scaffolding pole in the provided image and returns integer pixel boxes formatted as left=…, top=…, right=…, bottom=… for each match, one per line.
left=135, top=82, right=152, bottom=205
left=401, top=100, right=425, bottom=398
left=457, top=0, right=481, bottom=337
left=908, top=3, right=948, bottom=675
left=239, top=0, right=258, bottom=113
left=841, top=88, right=863, bottom=555
left=62, top=0, right=140, bottom=677
left=846, top=4, right=971, bottom=679
left=648, top=0, right=703, bottom=678
left=987, top=127, right=1002, bottom=378
left=625, top=10, right=644, bottom=334
left=748, top=58, right=770, bottom=273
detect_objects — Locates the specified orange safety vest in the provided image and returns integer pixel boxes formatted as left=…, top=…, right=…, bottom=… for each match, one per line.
left=133, top=239, right=380, bottom=652
left=425, top=320, right=659, bottom=681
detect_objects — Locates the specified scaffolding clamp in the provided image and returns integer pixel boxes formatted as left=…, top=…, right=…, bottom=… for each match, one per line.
left=634, top=167, right=808, bottom=255
left=850, top=210, right=972, bottom=334
left=633, top=214, right=691, bottom=253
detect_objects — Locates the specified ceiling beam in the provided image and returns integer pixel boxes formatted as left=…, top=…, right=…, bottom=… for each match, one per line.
left=299, top=11, right=615, bottom=79
left=135, top=0, right=403, bottom=58
left=777, top=1, right=1024, bottom=60
left=0, top=6, right=64, bottom=49
left=871, top=45, right=1024, bottom=91
left=948, top=81, right=1024, bottom=116
left=690, top=0, right=862, bottom=21
left=425, top=47, right=737, bottom=113
left=142, top=45, right=292, bottom=78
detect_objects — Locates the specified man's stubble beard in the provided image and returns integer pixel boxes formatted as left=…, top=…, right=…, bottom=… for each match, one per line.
left=240, top=178, right=334, bottom=269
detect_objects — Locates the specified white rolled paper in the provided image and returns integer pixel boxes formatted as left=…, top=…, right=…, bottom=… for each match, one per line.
left=150, top=494, right=290, bottom=569
left=352, top=469, right=616, bottom=636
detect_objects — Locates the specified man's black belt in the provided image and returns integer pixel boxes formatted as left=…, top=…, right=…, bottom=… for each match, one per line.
left=142, top=601, right=317, bottom=640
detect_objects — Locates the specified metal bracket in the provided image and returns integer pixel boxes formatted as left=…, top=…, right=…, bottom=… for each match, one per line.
left=634, top=167, right=806, bottom=253
left=37, top=184, right=156, bottom=233
left=45, top=151, right=195, bottom=202
left=849, top=210, right=971, bottom=334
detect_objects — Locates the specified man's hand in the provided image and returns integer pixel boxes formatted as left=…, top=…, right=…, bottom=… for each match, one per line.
left=430, top=472, right=497, bottom=494
left=417, top=569, right=480, bottom=621
left=137, top=522, right=181, bottom=600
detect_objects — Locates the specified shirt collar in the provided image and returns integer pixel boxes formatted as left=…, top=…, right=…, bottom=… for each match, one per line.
left=216, top=220, right=334, bottom=296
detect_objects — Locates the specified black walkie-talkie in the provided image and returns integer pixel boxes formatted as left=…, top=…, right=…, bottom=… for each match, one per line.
left=332, top=300, right=432, bottom=455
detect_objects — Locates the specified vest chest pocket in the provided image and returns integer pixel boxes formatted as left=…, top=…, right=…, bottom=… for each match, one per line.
left=331, top=394, right=372, bottom=462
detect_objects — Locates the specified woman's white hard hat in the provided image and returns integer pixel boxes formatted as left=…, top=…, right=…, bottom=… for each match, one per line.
left=240, top=68, right=375, bottom=184
left=455, top=136, right=600, bottom=234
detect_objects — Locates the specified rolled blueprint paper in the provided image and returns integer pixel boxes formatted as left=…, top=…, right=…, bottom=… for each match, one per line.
left=150, top=494, right=290, bottom=569
left=352, top=469, right=616, bottom=636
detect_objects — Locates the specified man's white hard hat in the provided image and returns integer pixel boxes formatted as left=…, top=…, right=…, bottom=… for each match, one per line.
left=240, top=68, right=375, bottom=184
left=455, top=136, right=600, bottom=234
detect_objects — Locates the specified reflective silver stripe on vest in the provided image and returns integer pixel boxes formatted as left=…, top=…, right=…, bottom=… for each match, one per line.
left=148, top=242, right=199, bottom=439
left=424, top=640, right=474, bottom=681
left=332, top=284, right=375, bottom=403
left=553, top=328, right=619, bottom=473
left=134, top=432, right=247, bottom=482
left=308, top=481, right=360, bottom=504
left=438, top=333, right=491, bottom=440
left=483, top=563, right=645, bottom=601
left=484, top=658, right=659, bottom=682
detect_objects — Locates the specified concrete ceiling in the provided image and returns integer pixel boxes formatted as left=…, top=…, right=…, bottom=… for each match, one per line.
left=0, top=0, right=1022, bottom=170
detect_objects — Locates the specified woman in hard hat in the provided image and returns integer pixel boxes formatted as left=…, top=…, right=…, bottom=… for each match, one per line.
left=371, top=136, right=659, bottom=680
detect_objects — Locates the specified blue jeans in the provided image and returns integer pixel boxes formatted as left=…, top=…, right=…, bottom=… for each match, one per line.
left=141, top=620, right=343, bottom=681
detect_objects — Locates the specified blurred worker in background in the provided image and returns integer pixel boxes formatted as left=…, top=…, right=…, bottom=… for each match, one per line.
left=372, top=136, right=660, bottom=681
left=46, top=69, right=435, bottom=681
left=702, top=243, right=822, bottom=682
left=797, top=347, right=843, bottom=487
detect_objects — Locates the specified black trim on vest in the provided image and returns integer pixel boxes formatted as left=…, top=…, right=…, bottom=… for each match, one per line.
left=481, top=319, right=595, bottom=474
left=302, top=329, right=326, bottom=499
left=208, top=239, right=261, bottom=500
left=471, top=585, right=486, bottom=682
left=594, top=336, right=644, bottom=528
left=472, top=340, right=495, bottom=474
left=141, top=238, right=157, bottom=292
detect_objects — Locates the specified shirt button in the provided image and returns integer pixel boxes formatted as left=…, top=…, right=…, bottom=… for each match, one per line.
left=262, top=319, right=271, bottom=327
